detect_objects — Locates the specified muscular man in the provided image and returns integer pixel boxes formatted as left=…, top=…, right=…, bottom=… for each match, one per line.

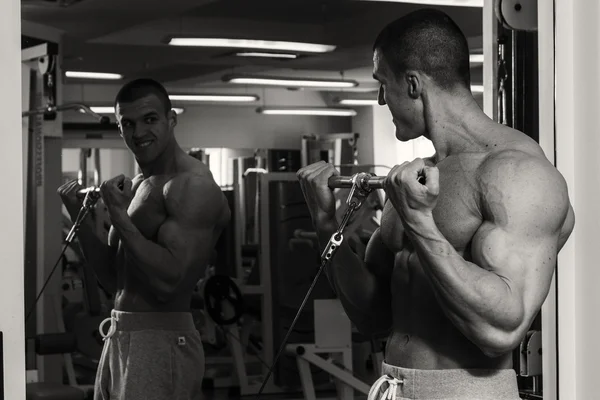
left=298, top=9, right=574, bottom=400
left=58, top=78, right=230, bottom=400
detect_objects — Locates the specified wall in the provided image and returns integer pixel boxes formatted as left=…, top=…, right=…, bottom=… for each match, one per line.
left=62, top=84, right=353, bottom=150
left=352, top=104, right=436, bottom=177
left=351, top=106, right=375, bottom=166
left=555, top=0, right=600, bottom=398
left=1, top=0, right=26, bottom=398
left=62, top=148, right=136, bottom=183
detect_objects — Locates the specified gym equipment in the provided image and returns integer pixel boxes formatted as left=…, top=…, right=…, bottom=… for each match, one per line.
left=26, top=296, right=94, bottom=399
left=23, top=41, right=64, bottom=383
left=301, top=133, right=359, bottom=176
left=224, top=144, right=385, bottom=396
left=491, top=0, right=540, bottom=140
left=26, top=333, right=86, bottom=400
left=266, top=179, right=337, bottom=391
left=285, top=299, right=377, bottom=400
left=495, top=0, right=537, bottom=32
left=256, top=171, right=382, bottom=398
left=328, top=171, right=426, bottom=191
left=26, top=188, right=102, bottom=321
left=203, top=275, right=245, bottom=326
left=22, top=40, right=111, bottom=384
left=328, top=173, right=386, bottom=192
left=518, top=330, right=542, bottom=399
left=22, top=103, right=110, bottom=125
left=497, top=38, right=509, bottom=126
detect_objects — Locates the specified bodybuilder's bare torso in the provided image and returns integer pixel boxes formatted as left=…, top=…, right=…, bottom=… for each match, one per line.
left=380, top=135, right=573, bottom=369
left=108, top=163, right=226, bottom=312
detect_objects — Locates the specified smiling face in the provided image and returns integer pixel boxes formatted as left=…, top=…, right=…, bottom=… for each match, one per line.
left=373, top=49, right=426, bottom=142
left=115, top=93, right=177, bottom=165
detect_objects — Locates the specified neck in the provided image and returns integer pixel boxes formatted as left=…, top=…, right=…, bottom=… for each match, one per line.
left=422, top=87, right=492, bottom=162
left=138, top=138, right=185, bottom=178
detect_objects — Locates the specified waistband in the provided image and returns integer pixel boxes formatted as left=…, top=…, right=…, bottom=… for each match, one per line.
left=98, top=310, right=196, bottom=340
left=370, top=361, right=520, bottom=400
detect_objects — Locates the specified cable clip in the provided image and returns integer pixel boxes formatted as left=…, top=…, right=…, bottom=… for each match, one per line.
left=320, top=175, right=366, bottom=264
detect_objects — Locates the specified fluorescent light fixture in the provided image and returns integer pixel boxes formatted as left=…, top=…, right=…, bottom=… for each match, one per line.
left=65, top=71, right=123, bottom=80
left=223, top=74, right=358, bottom=88
left=257, top=107, right=357, bottom=117
left=471, top=85, right=484, bottom=93
left=236, top=51, right=298, bottom=59
left=167, top=37, right=336, bottom=53
left=469, top=54, right=484, bottom=63
left=358, top=0, right=483, bottom=6
left=169, top=94, right=259, bottom=102
left=338, top=99, right=379, bottom=106
left=89, top=106, right=185, bottom=114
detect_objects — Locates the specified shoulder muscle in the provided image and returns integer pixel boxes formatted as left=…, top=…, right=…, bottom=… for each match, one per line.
left=478, top=150, right=570, bottom=232
left=163, top=173, right=228, bottom=227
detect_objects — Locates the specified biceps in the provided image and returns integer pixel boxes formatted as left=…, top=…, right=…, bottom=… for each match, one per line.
left=471, top=222, right=557, bottom=316
left=364, top=229, right=395, bottom=280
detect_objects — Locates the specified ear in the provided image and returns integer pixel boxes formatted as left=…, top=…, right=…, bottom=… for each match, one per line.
left=168, top=109, right=178, bottom=129
left=405, top=71, right=422, bottom=99
left=116, top=120, right=124, bottom=138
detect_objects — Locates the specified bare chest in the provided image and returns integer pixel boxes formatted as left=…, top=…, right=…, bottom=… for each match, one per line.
left=108, top=177, right=170, bottom=245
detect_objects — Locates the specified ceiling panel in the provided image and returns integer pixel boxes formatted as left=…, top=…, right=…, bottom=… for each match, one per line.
left=23, top=0, right=484, bottom=90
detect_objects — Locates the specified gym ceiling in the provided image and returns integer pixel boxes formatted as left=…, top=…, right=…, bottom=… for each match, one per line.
left=21, top=0, right=484, bottom=96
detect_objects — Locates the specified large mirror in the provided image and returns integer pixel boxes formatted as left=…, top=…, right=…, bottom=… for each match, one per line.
left=23, top=1, right=557, bottom=400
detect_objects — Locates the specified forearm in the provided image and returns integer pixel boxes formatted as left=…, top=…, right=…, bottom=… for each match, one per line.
left=317, top=224, right=392, bottom=336
left=74, top=219, right=117, bottom=293
left=406, top=215, right=522, bottom=352
left=110, top=209, right=180, bottom=295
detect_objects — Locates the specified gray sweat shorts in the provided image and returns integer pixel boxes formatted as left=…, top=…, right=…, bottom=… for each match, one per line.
left=93, top=310, right=204, bottom=400
left=367, top=361, right=521, bottom=400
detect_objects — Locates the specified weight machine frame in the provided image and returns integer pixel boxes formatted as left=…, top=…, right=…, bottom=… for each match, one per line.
left=22, top=40, right=65, bottom=385
left=220, top=172, right=377, bottom=398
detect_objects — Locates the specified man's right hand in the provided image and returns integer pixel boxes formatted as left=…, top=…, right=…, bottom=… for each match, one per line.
left=297, top=161, right=340, bottom=228
left=57, top=179, right=85, bottom=220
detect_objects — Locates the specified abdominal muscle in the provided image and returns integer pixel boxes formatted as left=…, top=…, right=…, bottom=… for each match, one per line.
left=384, top=249, right=512, bottom=370
left=112, top=253, right=193, bottom=313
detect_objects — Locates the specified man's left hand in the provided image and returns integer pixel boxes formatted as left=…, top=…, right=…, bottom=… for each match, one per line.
left=100, top=174, right=134, bottom=212
left=384, top=158, right=440, bottom=223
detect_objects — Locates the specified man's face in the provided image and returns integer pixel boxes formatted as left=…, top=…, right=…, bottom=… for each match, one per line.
left=115, top=93, right=176, bottom=164
left=373, top=49, right=424, bottom=142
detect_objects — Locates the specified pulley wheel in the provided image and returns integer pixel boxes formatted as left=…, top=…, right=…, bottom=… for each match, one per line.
left=203, top=275, right=244, bottom=325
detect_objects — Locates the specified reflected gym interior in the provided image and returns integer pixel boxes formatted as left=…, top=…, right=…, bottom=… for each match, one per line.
left=13, top=0, right=578, bottom=399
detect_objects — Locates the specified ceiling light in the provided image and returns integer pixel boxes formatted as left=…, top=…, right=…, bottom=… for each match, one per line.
left=88, top=106, right=185, bottom=114
left=223, top=74, right=358, bottom=88
left=471, top=85, right=484, bottom=93
left=338, top=99, right=379, bottom=106
left=469, top=54, right=484, bottom=63
left=169, top=94, right=259, bottom=102
left=65, top=71, right=123, bottom=80
left=257, top=107, right=357, bottom=117
left=236, top=51, right=298, bottom=59
left=167, top=37, right=336, bottom=53
left=357, top=0, right=483, bottom=6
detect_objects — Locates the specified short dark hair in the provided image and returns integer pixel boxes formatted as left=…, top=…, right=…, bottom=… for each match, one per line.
left=373, top=8, right=471, bottom=90
left=114, top=78, right=172, bottom=114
